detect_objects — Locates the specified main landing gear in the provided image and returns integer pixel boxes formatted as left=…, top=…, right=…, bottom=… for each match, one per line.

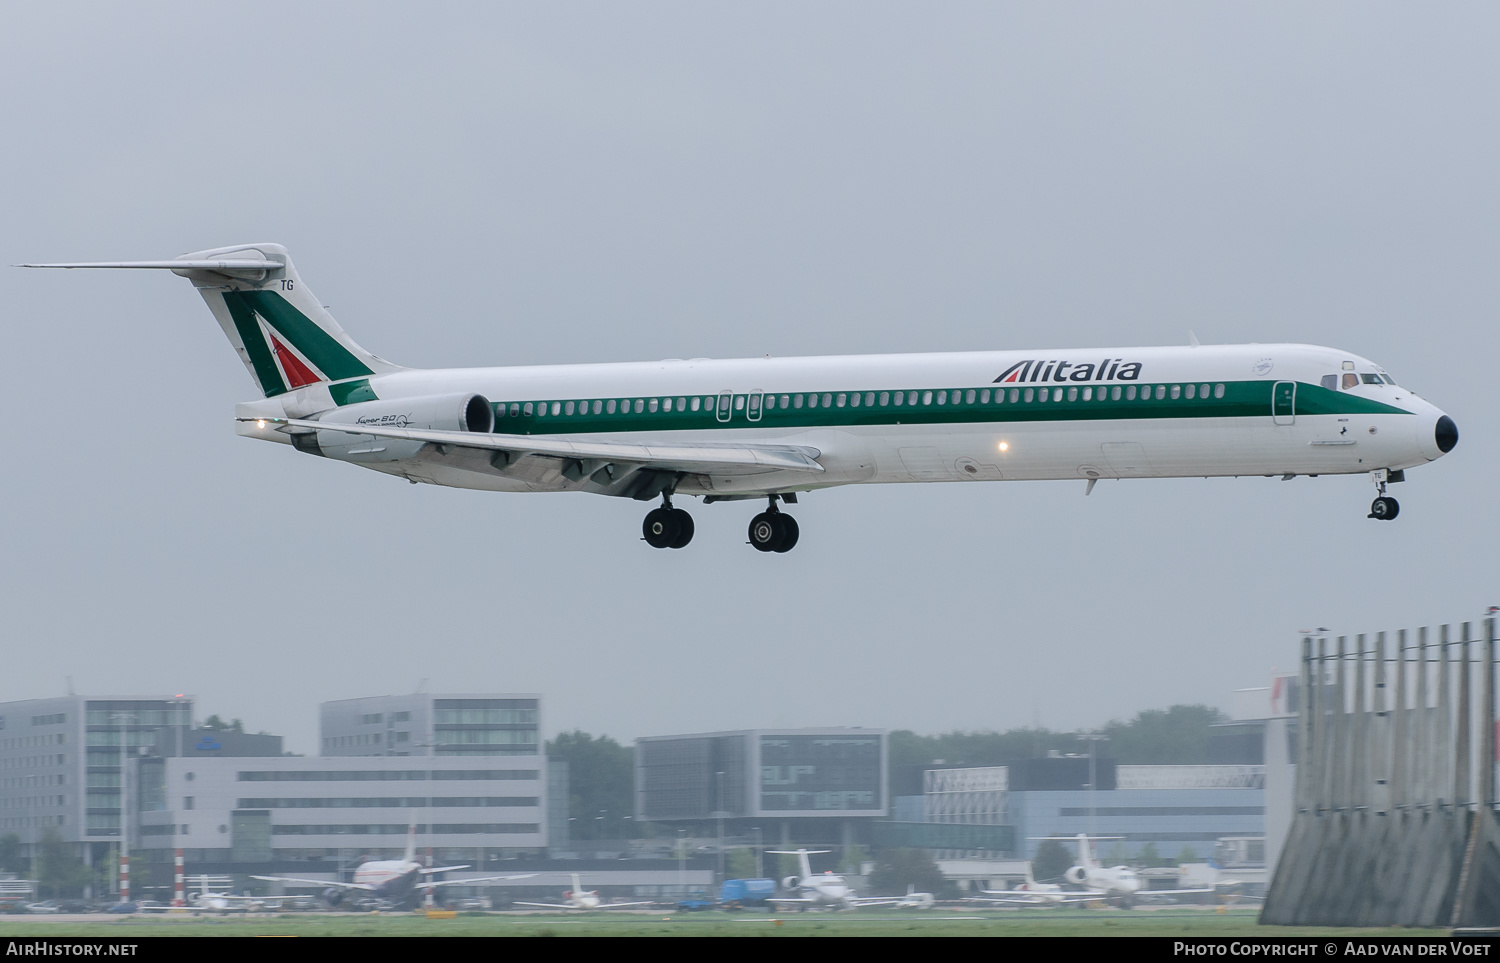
left=748, top=496, right=800, bottom=553
left=1368, top=469, right=1400, bottom=521
left=642, top=495, right=694, bottom=549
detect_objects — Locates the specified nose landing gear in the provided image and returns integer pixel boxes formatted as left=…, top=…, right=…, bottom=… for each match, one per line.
left=642, top=494, right=694, bottom=548
left=1367, top=469, right=1400, bottom=521
left=748, top=495, right=800, bottom=553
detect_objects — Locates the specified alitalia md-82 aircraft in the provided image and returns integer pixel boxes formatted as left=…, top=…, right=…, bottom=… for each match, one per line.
left=25, top=243, right=1458, bottom=552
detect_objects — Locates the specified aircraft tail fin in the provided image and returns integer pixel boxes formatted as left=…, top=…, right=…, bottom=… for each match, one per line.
left=23, top=243, right=402, bottom=400
left=405, top=824, right=417, bottom=865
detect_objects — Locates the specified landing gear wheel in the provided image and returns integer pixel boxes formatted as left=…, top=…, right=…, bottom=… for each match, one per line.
left=1368, top=496, right=1400, bottom=521
left=668, top=508, right=694, bottom=548
left=643, top=507, right=681, bottom=548
left=748, top=512, right=783, bottom=552
left=771, top=514, right=799, bottom=553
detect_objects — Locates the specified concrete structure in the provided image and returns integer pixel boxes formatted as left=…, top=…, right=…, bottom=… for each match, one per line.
left=136, top=753, right=548, bottom=876
left=320, top=694, right=540, bottom=757
left=922, top=761, right=1265, bottom=862
left=1262, top=621, right=1500, bottom=928
left=0, top=695, right=192, bottom=865
left=636, top=728, right=887, bottom=849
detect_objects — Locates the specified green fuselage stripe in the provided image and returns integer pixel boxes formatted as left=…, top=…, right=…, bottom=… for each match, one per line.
left=222, top=293, right=288, bottom=397
left=485, top=380, right=1409, bottom=436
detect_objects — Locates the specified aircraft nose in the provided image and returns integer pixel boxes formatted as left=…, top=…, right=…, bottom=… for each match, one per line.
left=1435, top=415, right=1458, bottom=454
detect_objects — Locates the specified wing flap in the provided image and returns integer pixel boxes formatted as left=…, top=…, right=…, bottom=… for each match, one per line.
left=246, top=416, right=825, bottom=475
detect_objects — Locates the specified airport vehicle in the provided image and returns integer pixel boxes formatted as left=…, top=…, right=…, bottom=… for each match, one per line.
left=25, top=245, right=1458, bottom=550
left=252, top=825, right=532, bottom=908
left=894, top=887, right=936, bottom=909
left=676, top=878, right=778, bottom=911
left=512, top=874, right=655, bottom=911
left=767, top=849, right=898, bottom=910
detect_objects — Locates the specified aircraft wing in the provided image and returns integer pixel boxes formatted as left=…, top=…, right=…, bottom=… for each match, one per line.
left=510, top=901, right=571, bottom=909
left=248, top=417, right=826, bottom=476
left=423, top=873, right=536, bottom=888
left=250, top=875, right=375, bottom=892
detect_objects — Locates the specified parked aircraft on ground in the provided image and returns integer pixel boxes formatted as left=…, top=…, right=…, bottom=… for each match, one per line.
left=252, top=825, right=532, bottom=908
left=25, top=245, right=1458, bottom=550
left=187, top=875, right=272, bottom=914
left=767, top=849, right=898, bottom=910
left=511, top=874, right=655, bottom=911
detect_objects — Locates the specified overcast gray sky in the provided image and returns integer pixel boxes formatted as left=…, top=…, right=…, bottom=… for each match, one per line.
left=1, top=3, right=1493, bottom=754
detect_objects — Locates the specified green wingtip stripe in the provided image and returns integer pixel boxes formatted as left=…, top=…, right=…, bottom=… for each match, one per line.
left=221, top=292, right=288, bottom=397
left=230, top=291, right=374, bottom=382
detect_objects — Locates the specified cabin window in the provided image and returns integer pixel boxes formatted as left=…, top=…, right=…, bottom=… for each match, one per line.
left=1184, top=384, right=1195, bottom=400
left=1170, top=385, right=1181, bottom=400
left=663, top=398, right=673, bottom=412
left=648, top=398, right=659, bottom=413
left=496, top=405, right=507, bottom=419
left=676, top=397, right=686, bottom=410
left=822, top=393, right=833, bottom=407
left=689, top=397, right=700, bottom=411
left=935, top=391, right=947, bottom=405
left=879, top=392, right=890, bottom=406
left=734, top=395, right=745, bottom=411
left=764, top=395, right=776, bottom=410
left=565, top=401, right=576, bottom=415
left=588, top=400, right=599, bottom=414
left=1214, top=383, right=1226, bottom=398
left=1067, top=387, right=1078, bottom=401
left=922, top=391, right=933, bottom=405
left=808, top=393, right=819, bottom=408
left=848, top=393, right=859, bottom=407
left=1154, top=386, right=1165, bottom=400
left=836, top=393, right=847, bottom=407
left=780, top=394, right=791, bottom=407
left=794, top=394, right=804, bottom=408
left=965, top=389, right=975, bottom=404
left=1024, top=388, right=1035, bottom=403
left=1081, top=387, right=1092, bottom=401
left=1342, top=373, right=1359, bottom=389
left=633, top=399, right=644, bottom=413
left=606, top=400, right=616, bottom=414
left=1125, top=386, right=1136, bottom=401
left=892, top=392, right=903, bottom=406
left=905, top=391, right=916, bottom=405
left=980, top=389, right=991, bottom=403
left=1008, top=388, right=1019, bottom=403
left=523, top=403, right=534, bottom=416
left=547, top=402, right=558, bottom=415
left=509, top=403, right=519, bottom=417
left=864, top=392, right=875, bottom=406
left=1054, top=388, right=1064, bottom=401
left=1200, top=384, right=1209, bottom=397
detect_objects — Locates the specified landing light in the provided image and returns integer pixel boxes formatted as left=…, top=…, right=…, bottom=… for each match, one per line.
left=256, top=420, right=266, bottom=429
left=997, top=441, right=1009, bottom=452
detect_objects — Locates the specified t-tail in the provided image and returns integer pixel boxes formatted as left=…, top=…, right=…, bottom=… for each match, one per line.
left=22, top=243, right=401, bottom=412
left=1077, top=833, right=1097, bottom=869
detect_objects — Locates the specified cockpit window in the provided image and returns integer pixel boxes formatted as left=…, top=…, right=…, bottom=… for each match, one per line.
left=1342, top=373, right=1359, bottom=389
left=1381, top=374, right=1397, bottom=385
left=1361, top=373, right=1383, bottom=385
left=1321, top=375, right=1337, bottom=390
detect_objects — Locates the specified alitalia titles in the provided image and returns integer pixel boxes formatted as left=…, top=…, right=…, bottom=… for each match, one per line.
left=994, top=359, right=1143, bottom=384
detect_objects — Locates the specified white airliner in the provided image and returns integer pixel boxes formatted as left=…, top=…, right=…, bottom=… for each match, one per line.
left=187, top=875, right=272, bottom=914
left=768, top=848, right=897, bottom=910
left=252, top=825, right=532, bottom=908
left=511, top=874, right=655, bottom=911
left=24, top=244, right=1458, bottom=550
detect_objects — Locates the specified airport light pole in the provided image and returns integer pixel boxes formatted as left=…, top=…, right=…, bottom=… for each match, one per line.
left=1077, top=731, right=1107, bottom=842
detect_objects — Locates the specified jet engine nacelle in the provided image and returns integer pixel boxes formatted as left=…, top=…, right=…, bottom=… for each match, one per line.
left=312, top=392, right=494, bottom=462
left=1064, top=866, right=1090, bottom=886
left=323, top=887, right=346, bottom=907
left=782, top=876, right=801, bottom=891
